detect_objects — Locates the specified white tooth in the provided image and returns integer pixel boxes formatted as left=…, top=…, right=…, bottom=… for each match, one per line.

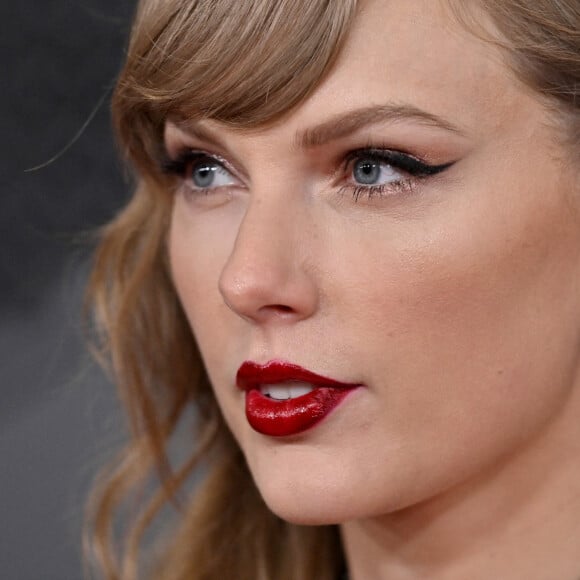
left=261, top=382, right=315, bottom=400
left=287, top=385, right=314, bottom=398
left=264, top=385, right=291, bottom=400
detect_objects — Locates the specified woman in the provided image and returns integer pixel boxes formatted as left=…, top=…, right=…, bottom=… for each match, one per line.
left=85, top=0, right=580, bottom=578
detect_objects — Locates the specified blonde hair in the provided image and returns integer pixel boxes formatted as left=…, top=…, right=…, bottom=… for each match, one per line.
left=84, top=1, right=580, bottom=579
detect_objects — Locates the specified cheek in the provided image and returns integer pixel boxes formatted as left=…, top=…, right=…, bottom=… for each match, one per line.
left=327, top=177, right=580, bottom=491
left=344, top=159, right=580, bottom=384
left=168, top=194, right=240, bottom=307
left=168, top=201, right=249, bottom=436
left=167, top=198, right=240, bottom=374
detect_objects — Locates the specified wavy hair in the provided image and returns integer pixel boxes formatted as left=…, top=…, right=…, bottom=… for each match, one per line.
left=83, top=1, right=580, bottom=579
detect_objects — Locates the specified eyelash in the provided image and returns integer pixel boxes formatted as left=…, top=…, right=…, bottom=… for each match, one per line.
left=341, top=148, right=452, bottom=201
left=162, top=151, right=226, bottom=184
left=161, top=147, right=453, bottom=201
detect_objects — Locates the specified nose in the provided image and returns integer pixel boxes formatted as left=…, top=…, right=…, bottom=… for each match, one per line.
left=218, top=196, right=319, bottom=325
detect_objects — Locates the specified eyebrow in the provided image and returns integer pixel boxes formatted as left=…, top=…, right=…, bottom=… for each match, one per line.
left=169, top=103, right=463, bottom=151
left=295, top=103, right=463, bottom=149
left=168, top=118, right=226, bottom=150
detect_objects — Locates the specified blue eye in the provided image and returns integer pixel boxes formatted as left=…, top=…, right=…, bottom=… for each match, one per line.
left=190, top=159, right=236, bottom=190
left=162, top=150, right=238, bottom=192
left=352, top=158, right=403, bottom=186
left=343, top=148, right=454, bottom=201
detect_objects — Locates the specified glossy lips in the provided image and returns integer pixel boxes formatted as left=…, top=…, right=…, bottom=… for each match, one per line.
left=236, top=360, right=361, bottom=437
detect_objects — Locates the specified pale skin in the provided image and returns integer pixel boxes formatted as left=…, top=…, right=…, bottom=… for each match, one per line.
left=165, top=1, right=580, bottom=578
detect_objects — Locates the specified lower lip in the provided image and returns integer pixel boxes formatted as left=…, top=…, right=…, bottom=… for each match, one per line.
left=245, top=386, right=357, bottom=437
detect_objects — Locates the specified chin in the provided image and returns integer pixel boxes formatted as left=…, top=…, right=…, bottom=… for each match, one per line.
left=243, top=441, right=417, bottom=525
left=252, top=470, right=386, bottom=526
left=261, top=493, right=351, bottom=526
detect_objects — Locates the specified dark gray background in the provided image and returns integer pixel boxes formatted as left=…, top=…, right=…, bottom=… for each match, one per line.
left=2, top=2, right=138, bottom=578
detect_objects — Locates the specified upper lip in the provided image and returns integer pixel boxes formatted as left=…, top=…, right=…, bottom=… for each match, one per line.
left=236, top=359, right=361, bottom=391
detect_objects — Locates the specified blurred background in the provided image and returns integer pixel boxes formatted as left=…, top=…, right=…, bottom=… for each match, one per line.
left=2, top=1, right=138, bottom=577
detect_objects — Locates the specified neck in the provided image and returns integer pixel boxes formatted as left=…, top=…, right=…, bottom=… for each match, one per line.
left=340, top=391, right=580, bottom=580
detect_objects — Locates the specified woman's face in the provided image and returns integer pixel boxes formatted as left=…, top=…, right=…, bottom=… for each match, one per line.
left=166, top=0, right=580, bottom=523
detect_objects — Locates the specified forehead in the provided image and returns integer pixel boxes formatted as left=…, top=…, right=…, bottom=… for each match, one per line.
left=175, top=0, right=546, bottom=154
left=265, top=0, right=525, bottom=141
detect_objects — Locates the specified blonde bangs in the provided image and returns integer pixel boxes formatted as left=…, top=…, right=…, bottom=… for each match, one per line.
left=114, top=0, right=358, bottom=173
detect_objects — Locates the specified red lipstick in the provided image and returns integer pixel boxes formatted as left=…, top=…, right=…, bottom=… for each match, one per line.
left=236, top=360, right=361, bottom=437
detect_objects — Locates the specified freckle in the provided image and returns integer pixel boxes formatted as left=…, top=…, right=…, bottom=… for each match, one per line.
left=497, top=369, right=505, bottom=376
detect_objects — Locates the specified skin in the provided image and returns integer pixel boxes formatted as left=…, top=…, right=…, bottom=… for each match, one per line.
left=166, top=1, right=580, bottom=578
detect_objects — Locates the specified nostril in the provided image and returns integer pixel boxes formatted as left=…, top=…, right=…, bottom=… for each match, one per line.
left=262, top=304, right=294, bottom=315
left=252, top=303, right=297, bottom=321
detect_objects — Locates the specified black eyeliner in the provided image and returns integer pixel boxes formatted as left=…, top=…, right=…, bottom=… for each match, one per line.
left=346, top=148, right=454, bottom=177
left=160, top=149, right=210, bottom=177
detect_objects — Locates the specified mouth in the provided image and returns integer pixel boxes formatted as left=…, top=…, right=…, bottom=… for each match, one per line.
left=236, top=360, right=362, bottom=437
